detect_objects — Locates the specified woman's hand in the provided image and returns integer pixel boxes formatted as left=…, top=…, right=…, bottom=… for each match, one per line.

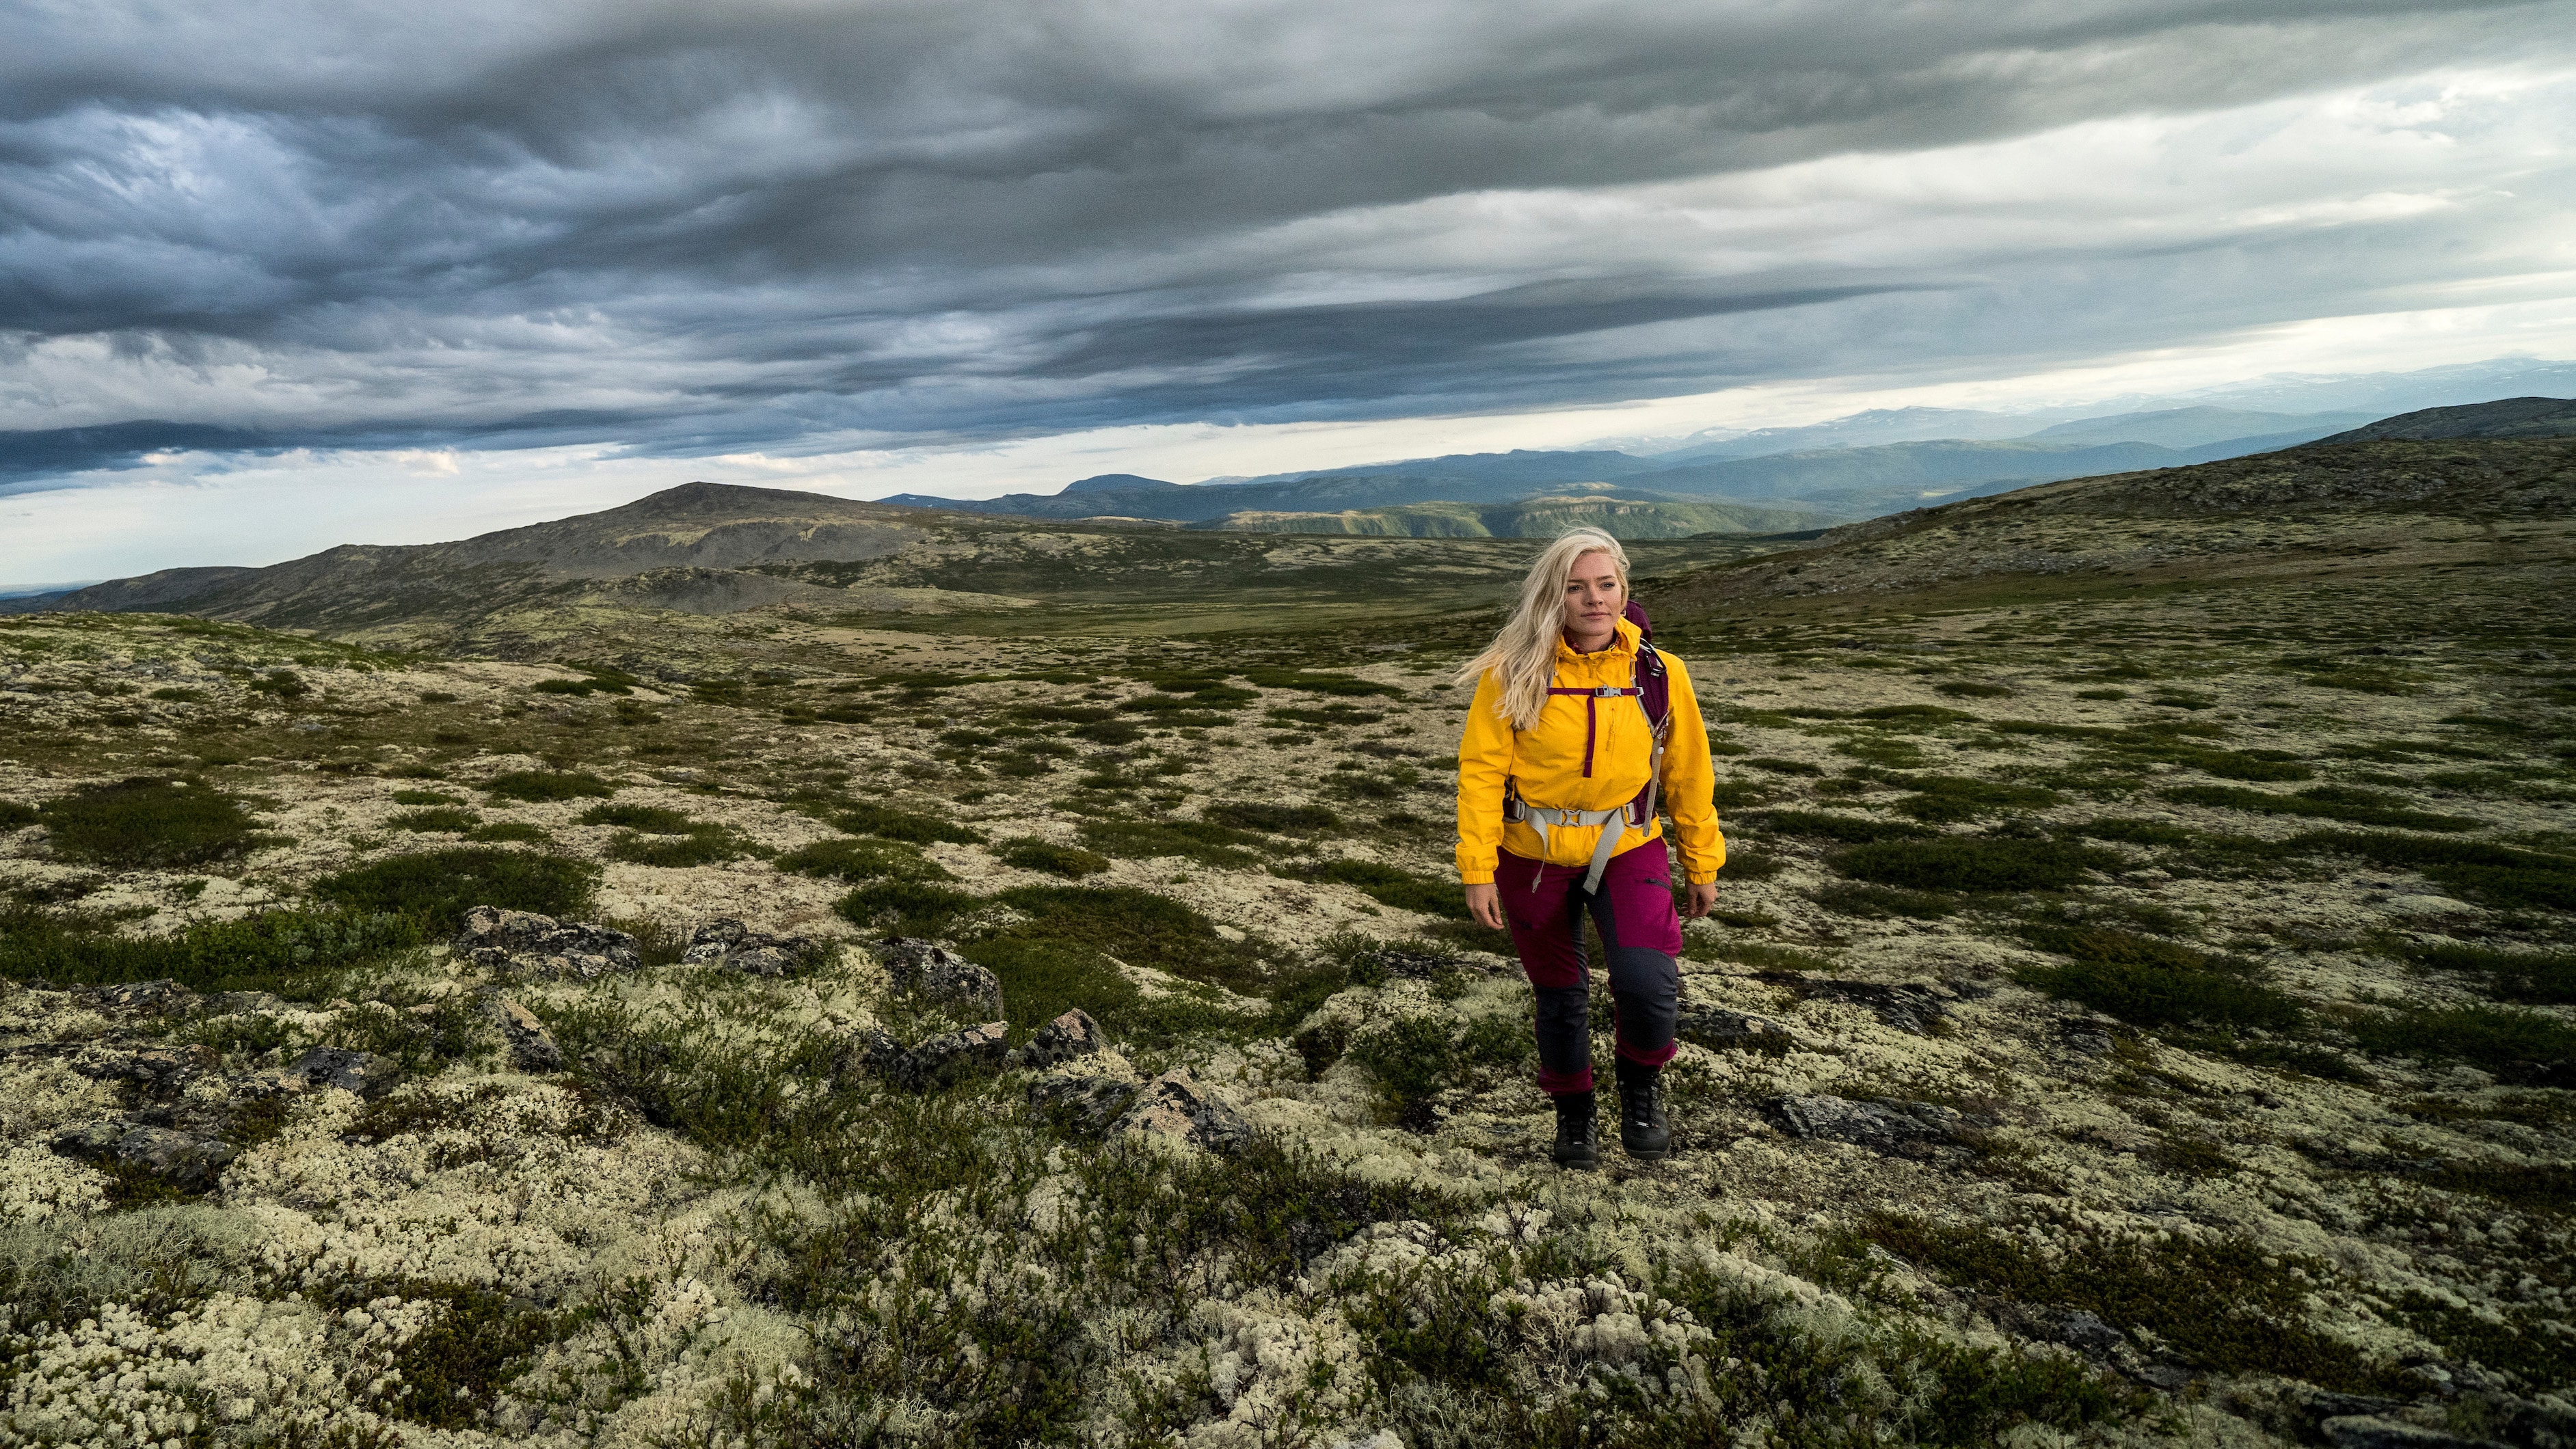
left=1683, top=882, right=1717, bottom=919
left=1464, top=882, right=1505, bottom=931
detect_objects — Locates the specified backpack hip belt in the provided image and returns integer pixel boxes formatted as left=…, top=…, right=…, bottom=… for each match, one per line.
left=1500, top=642, right=1676, bottom=896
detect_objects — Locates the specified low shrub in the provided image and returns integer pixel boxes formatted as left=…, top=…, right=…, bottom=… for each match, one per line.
left=1863, top=1215, right=2400, bottom=1392
left=1832, top=837, right=2115, bottom=893
left=467, top=820, right=552, bottom=844
left=1242, top=668, right=1402, bottom=698
left=2164, top=784, right=2478, bottom=832
left=1934, top=681, right=2013, bottom=698
left=835, top=800, right=985, bottom=845
left=2292, top=831, right=2576, bottom=911
left=1314, top=859, right=1468, bottom=919
left=836, top=880, right=979, bottom=938
left=40, top=777, right=260, bottom=868
left=313, top=848, right=598, bottom=932
left=2014, top=926, right=2303, bottom=1032
left=0, top=802, right=39, bottom=830
left=1811, top=882, right=1959, bottom=919
left=606, top=826, right=764, bottom=867
left=994, top=839, right=1112, bottom=878
left=1888, top=775, right=2061, bottom=823
left=1743, top=810, right=1932, bottom=844
left=2347, top=1004, right=2576, bottom=1084
left=578, top=803, right=699, bottom=832
left=388, top=807, right=481, bottom=833
left=1077, top=817, right=1265, bottom=868
left=1203, top=800, right=1343, bottom=834
left=479, top=770, right=615, bottom=802
left=0, top=904, right=425, bottom=992
left=2412, top=943, right=2576, bottom=1004
left=777, top=837, right=953, bottom=883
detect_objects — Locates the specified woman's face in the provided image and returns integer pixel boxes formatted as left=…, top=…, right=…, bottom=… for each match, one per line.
left=1560, top=550, right=1624, bottom=641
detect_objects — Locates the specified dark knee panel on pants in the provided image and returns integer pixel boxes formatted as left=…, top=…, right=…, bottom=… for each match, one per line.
left=1531, top=984, right=1594, bottom=1094
left=1606, top=946, right=1679, bottom=1066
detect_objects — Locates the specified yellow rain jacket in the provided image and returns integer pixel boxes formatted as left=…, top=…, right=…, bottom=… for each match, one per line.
left=1455, top=617, right=1724, bottom=886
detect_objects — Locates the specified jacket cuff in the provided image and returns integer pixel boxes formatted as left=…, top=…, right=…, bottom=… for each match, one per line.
left=1687, top=870, right=1718, bottom=886
left=1458, top=869, right=1495, bottom=886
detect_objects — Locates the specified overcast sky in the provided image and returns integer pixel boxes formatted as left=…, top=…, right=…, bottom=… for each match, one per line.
left=6, top=0, right=2575, bottom=582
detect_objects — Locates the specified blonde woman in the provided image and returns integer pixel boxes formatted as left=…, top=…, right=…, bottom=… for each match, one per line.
left=1455, top=528, right=1723, bottom=1169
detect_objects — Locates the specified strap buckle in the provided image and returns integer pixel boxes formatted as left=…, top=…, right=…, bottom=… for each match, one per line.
left=1592, top=686, right=1633, bottom=698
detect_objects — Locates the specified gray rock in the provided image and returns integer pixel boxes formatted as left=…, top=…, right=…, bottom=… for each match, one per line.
left=50, top=1120, right=237, bottom=1191
left=83, top=979, right=198, bottom=1014
left=2321, top=1416, right=2508, bottom=1449
left=1757, top=975, right=1950, bottom=1035
left=682, top=918, right=751, bottom=964
left=484, top=994, right=563, bottom=1073
left=836, top=1025, right=907, bottom=1080
left=879, top=938, right=1004, bottom=1018
left=894, top=1022, right=1009, bottom=1092
left=1019, top=1009, right=1108, bottom=1071
left=1762, top=1095, right=1961, bottom=1154
left=2001, top=1304, right=2128, bottom=1358
left=453, top=906, right=641, bottom=977
left=279, top=1046, right=403, bottom=1098
left=682, top=918, right=820, bottom=977
left=1674, top=1005, right=1797, bottom=1053
left=1029, top=1072, right=1140, bottom=1135
left=1115, top=1068, right=1254, bottom=1153
left=71, top=1044, right=217, bottom=1093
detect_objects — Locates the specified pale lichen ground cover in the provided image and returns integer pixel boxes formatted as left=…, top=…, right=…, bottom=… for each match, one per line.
left=1, top=586, right=2570, bottom=1447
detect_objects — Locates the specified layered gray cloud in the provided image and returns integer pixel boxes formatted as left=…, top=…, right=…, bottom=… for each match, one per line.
left=4, top=0, right=2574, bottom=483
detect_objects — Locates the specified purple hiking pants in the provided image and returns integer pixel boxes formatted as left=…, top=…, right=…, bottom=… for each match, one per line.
left=1493, top=837, right=1683, bottom=1096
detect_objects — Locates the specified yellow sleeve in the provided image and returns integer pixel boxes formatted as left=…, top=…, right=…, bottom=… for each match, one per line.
left=1453, top=670, right=1516, bottom=885
left=1658, top=653, right=1726, bottom=884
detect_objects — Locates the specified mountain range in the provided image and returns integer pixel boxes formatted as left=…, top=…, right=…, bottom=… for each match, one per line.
left=882, top=409, right=2376, bottom=534
left=11, top=396, right=2570, bottom=652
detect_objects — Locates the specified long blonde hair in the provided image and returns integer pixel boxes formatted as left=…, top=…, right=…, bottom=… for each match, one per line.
left=1456, top=527, right=1629, bottom=730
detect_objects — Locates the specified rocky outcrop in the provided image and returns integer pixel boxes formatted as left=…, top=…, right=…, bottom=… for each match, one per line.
left=878, top=938, right=1005, bottom=1018
left=49, top=1120, right=237, bottom=1191
left=483, top=994, right=563, bottom=1072
left=892, top=1022, right=1009, bottom=1092
left=453, top=906, right=641, bottom=979
left=1756, top=975, right=1950, bottom=1035
left=1016, top=1009, right=1108, bottom=1070
left=1114, top=1068, right=1253, bottom=1153
left=1762, top=1095, right=1963, bottom=1156
left=682, top=918, right=827, bottom=977
left=278, top=1046, right=403, bottom=1098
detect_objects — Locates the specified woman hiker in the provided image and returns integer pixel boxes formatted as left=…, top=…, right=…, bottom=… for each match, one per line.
left=1454, top=528, right=1723, bottom=1169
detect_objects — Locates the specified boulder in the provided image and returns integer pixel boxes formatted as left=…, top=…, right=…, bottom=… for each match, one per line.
left=878, top=938, right=1005, bottom=1018
left=50, top=1120, right=237, bottom=1191
left=1029, top=1072, right=1140, bottom=1136
left=1762, top=1095, right=1961, bottom=1155
left=484, top=994, right=563, bottom=1073
left=82, top=979, right=198, bottom=1015
left=1017, top=1009, right=1108, bottom=1070
left=1114, top=1068, right=1253, bottom=1154
left=682, top=918, right=821, bottom=977
left=835, top=1025, right=907, bottom=1081
left=70, top=1044, right=217, bottom=1094
left=453, top=906, right=640, bottom=979
left=891, top=1021, right=1009, bottom=1092
left=278, top=1046, right=403, bottom=1099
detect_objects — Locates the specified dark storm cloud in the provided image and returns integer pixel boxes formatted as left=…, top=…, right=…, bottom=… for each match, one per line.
left=3, top=0, right=2571, bottom=479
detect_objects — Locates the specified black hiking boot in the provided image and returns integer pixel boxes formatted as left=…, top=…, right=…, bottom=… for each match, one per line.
left=1615, top=1059, right=1670, bottom=1162
left=1549, top=1090, right=1599, bottom=1171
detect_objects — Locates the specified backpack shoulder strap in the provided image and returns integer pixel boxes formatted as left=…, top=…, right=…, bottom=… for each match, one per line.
left=1634, top=640, right=1672, bottom=735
